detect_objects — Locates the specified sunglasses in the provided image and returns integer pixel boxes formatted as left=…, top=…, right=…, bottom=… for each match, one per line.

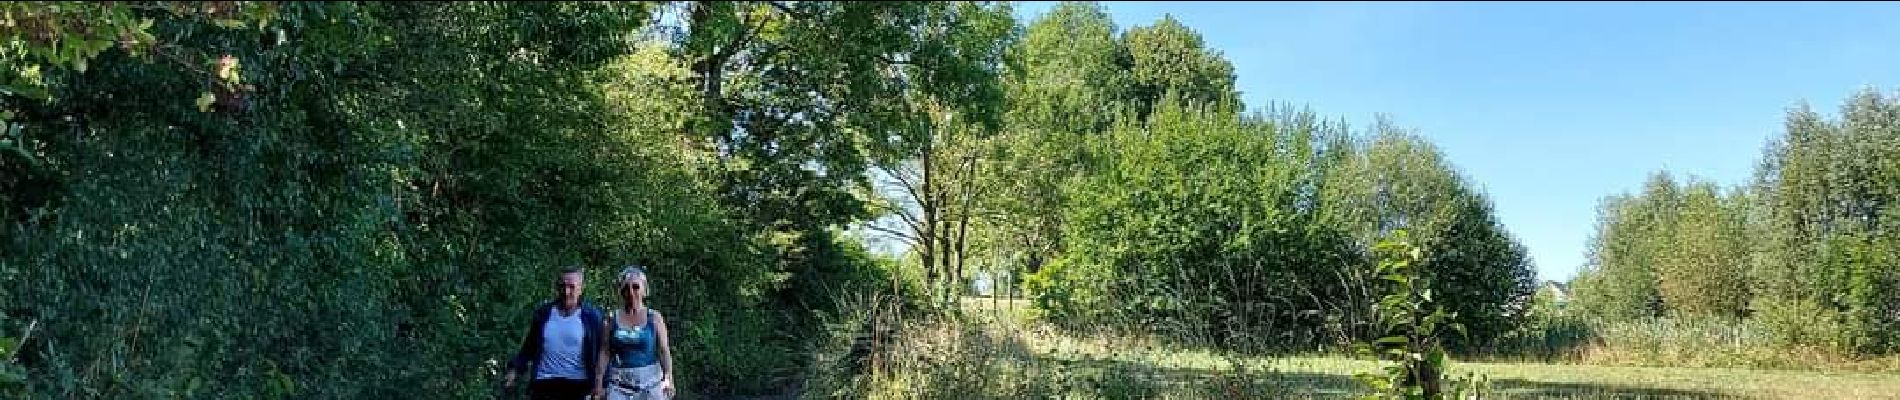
left=622, top=283, right=642, bottom=291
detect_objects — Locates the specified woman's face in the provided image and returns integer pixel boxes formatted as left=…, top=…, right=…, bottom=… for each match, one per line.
left=621, top=275, right=646, bottom=302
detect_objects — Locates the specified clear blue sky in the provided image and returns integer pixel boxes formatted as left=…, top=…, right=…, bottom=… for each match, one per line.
left=1012, top=1, right=1900, bottom=282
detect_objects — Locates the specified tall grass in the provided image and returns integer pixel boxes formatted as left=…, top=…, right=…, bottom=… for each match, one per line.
left=803, top=295, right=1332, bottom=399
left=802, top=295, right=1900, bottom=399
left=1479, top=312, right=1900, bottom=372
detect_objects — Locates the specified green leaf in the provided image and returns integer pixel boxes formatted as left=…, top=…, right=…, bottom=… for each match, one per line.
left=1383, top=274, right=1410, bottom=285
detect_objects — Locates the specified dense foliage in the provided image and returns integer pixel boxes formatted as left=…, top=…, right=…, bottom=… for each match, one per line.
left=1017, top=99, right=1534, bottom=353
left=986, top=2, right=1531, bottom=354
left=23, top=1, right=1854, bottom=398
left=1572, top=88, right=1900, bottom=355
left=0, top=1, right=985, bottom=397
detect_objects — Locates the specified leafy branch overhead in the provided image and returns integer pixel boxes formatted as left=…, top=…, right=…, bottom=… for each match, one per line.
left=0, top=2, right=276, bottom=103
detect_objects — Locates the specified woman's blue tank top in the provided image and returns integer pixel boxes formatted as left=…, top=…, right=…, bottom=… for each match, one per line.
left=608, top=309, right=660, bottom=368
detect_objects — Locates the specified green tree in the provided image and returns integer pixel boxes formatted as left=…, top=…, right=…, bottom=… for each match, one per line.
left=1654, top=179, right=1751, bottom=318
left=1751, top=88, right=1900, bottom=353
left=1032, top=98, right=1362, bottom=348
left=675, top=1, right=1019, bottom=320
left=983, top=1, right=1131, bottom=290
left=1573, top=172, right=1679, bottom=321
left=1318, top=121, right=1535, bottom=349
left=1119, top=13, right=1241, bottom=119
left=986, top=3, right=1249, bottom=306
left=1578, top=87, right=1900, bottom=354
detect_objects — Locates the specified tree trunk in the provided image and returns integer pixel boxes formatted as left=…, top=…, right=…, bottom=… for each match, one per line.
left=954, top=154, right=978, bottom=308
left=921, top=125, right=943, bottom=309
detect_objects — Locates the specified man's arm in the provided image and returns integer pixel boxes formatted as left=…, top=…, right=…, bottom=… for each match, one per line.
left=595, top=309, right=612, bottom=397
left=505, top=304, right=544, bottom=387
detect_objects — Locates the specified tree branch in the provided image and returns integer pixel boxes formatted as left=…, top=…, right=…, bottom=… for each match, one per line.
left=717, top=5, right=771, bottom=62
left=875, top=161, right=931, bottom=217
left=866, top=198, right=926, bottom=238
left=859, top=223, right=922, bottom=247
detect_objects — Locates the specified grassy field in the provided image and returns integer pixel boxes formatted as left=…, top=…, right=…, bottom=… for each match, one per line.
left=830, top=297, right=1900, bottom=399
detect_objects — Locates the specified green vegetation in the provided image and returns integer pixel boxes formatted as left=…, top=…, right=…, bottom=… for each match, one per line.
left=813, top=297, right=1900, bottom=399
left=1011, top=2, right=1532, bottom=356
left=0, top=1, right=990, bottom=397
left=1, top=1, right=1895, bottom=399
left=1570, top=88, right=1900, bottom=360
left=1352, top=230, right=1489, bottom=399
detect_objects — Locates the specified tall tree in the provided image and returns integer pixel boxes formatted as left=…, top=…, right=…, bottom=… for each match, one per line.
left=670, top=1, right=1019, bottom=321
left=856, top=1, right=1019, bottom=308
left=1573, top=172, right=1679, bottom=321
left=983, top=1, right=1130, bottom=287
left=1752, top=88, right=1900, bottom=352
left=679, top=1, right=1008, bottom=232
left=1119, top=14, right=1241, bottom=119
left=985, top=3, right=1247, bottom=300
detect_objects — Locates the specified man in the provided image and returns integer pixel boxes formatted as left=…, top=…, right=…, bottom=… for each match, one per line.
left=506, top=266, right=607, bottom=400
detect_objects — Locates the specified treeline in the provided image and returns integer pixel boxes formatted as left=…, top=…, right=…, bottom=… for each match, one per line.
left=1571, top=89, right=1900, bottom=355
left=965, top=2, right=1534, bottom=353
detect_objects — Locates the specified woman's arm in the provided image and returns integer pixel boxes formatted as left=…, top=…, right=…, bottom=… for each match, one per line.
left=655, top=311, right=676, bottom=395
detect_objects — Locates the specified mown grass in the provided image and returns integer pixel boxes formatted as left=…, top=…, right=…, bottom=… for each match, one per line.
left=803, top=296, right=1900, bottom=399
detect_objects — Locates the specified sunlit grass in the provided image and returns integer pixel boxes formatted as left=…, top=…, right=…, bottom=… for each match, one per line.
left=809, top=296, right=1900, bottom=399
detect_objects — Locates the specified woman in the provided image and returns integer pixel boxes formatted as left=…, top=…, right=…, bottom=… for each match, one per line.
left=596, top=265, right=676, bottom=400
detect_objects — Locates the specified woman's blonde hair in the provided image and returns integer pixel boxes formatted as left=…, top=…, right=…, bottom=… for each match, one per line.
left=619, top=264, right=649, bottom=298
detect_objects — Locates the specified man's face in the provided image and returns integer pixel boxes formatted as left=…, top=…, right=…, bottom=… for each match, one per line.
left=556, top=272, right=583, bottom=307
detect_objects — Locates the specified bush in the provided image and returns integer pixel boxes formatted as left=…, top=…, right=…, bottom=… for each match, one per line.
left=1752, top=297, right=1857, bottom=355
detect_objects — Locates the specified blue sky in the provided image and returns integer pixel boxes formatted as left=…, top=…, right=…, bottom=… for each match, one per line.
left=1011, top=1, right=1900, bottom=282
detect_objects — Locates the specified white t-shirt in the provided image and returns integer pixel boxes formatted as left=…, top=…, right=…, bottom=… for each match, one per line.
left=534, top=309, right=588, bottom=380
